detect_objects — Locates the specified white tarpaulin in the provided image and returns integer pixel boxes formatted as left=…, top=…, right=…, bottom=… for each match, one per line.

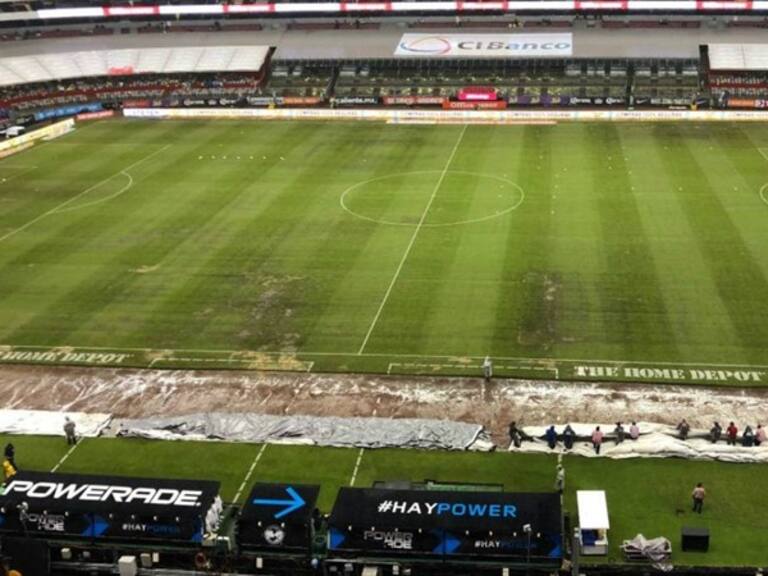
left=509, top=423, right=768, bottom=463
left=0, top=409, right=111, bottom=438
left=394, top=33, right=573, bottom=58
left=116, top=413, right=493, bottom=451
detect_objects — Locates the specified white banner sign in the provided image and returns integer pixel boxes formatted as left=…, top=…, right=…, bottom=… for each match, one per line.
left=394, top=33, right=573, bottom=58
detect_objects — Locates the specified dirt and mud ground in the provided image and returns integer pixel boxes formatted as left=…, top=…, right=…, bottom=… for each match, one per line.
left=1, top=364, right=766, bottom=444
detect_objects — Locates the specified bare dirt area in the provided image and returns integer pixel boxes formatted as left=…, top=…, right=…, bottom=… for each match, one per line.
left=1, top=364, right=767, bottom=444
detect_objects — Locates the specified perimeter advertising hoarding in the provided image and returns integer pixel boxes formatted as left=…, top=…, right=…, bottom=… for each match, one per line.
left=395, top=33, right=572, bottom=58
left=328, top=488, right=562, bottom=560
left=0, top=472, right=220, bottom=544
left=239, top=484, right=320, bottom=551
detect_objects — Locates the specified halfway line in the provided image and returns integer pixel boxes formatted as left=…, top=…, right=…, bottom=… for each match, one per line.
left=0, top=144, right=170, bottom=244
left=357, top=124, right=468, bottom=355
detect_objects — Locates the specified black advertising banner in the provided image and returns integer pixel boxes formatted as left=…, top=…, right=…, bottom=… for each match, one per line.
left=239, top=483, right=319, bottom=551
left=328, top=488, right=561, bottom=561
left=0, top=472, right=219, bottom=544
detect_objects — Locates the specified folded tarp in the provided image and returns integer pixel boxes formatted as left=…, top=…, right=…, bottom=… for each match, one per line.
left=509, top=423, right=768, bottom=463
left=0, top=409, right=111, bottom=438
left=116, top=413, right=493, bottom=451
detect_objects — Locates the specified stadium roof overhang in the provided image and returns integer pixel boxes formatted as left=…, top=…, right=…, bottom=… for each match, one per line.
left=0, top=45, right=271, bottom=88
left=709, top=43, right=768, bottom=70
left=1, top=1, right=768, bottom=24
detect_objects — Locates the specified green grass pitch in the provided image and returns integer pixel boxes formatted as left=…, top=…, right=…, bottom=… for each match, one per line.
left=1, top=118, right=768, bottom=384
left=4, top=434, right=767, bottom=566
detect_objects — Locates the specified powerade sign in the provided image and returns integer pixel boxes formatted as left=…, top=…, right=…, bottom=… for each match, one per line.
left=34, top=102, right=102, bottom=121
left=4, top=479, right=204, bottom=508
left=395, top=33, right=572, bottom=58
left=0, top=472, right=218, bottom=544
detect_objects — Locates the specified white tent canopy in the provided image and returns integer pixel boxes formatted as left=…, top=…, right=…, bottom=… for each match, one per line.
left=0, top=45, right=271, bottom=88
left=577, top=490, right=610, bottom=530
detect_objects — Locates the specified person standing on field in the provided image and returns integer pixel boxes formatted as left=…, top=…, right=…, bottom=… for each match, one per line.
left=482, top=356, right=492, bottom=382
left=591, top=426, right=604, bottom=455
left=3, top=444, right=15, bottom=471
left=691, top=483, right=706, bottom=514
left=756, top=424, right=766, bottom=446
left=63, top=417, right=77, bottom=446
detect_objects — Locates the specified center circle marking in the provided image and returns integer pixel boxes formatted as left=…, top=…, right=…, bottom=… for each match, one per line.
left=340, top=170, right=525, bottom=227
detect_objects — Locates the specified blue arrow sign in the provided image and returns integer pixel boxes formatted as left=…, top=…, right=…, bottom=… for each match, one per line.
left=81, top=514, right=109, bottom=538
left=253, top=486, right=306, bottom=519
left=432, top=530, right=461, bottom=555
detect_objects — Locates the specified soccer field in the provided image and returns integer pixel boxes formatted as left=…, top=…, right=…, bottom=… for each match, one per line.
left=1, top=118, right=768, bottom=385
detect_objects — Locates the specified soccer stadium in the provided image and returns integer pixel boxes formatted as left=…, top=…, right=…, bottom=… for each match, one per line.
left=0, top=0, right=768, bottom=574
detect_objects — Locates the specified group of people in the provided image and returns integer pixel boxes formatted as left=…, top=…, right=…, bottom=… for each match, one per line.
left=676, top=419, right=766, bottom=446
left=508, top=421, right=642, bottom=454
left=2, top=416, right=78, bottom=482
left=510, top=418, right=767, bottom=454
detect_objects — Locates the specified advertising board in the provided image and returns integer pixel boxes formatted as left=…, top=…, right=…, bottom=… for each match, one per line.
left=0, top=472, right=220, bottom=544
left=239, top=484, right=320, bottom=551
left=395, top=33, right=573, bottom=58
left=328, top=488, right=562, bottom=560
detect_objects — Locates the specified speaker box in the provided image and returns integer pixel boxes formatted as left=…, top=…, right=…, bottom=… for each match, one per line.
left=681, top=526, right=710, bottom=552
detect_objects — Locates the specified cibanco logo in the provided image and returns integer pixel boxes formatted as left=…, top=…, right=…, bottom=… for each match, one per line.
left=398, top=36, right=452, bottom=55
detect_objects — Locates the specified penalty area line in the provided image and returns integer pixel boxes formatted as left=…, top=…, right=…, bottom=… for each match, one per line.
left=0, top=144, right=170, bottom=244
left=233, top=444, right=268, bottom=504
left=357, top=124, right=468, bottom=355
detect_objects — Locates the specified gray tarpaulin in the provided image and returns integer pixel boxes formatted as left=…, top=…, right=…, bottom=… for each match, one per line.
left=621, top=534, right=673, bottom=571
left=116, top=413, right=493, bottom=451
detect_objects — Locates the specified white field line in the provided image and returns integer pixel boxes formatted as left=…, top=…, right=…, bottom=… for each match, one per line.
left=54, top=172, right=133, bottom=214
left=51, top=440, right=82, bottom=473
left=758, top=148, right=768, bottom=162
left=233, top=444, right=268, bottom=504
left=349, top=447, right=365, bottom=486
left=0, top=165, right=38, bottom=184
left=0, top=144, right=170, bottom=244
left=759, top=183, right=768, bottom=207
left=357, top=124, right=468, bottom=355
left=3, top=343, right=768, bottom=371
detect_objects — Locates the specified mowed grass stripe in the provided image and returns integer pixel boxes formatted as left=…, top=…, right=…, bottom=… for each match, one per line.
left=420, top=127, right=526, bottom=354
left=81, top=121, right=326, bottom=349
left=0, top=129, right=195, bottom=336
left=302, top=125, right=459, bottom=352
left=654, top=125, right=768, bottom=365
left=546, top=125, right=606, bottom=360
left=0, top=123, right=232, bottom=344
left=619, top=126, right=746, bottom=363
left=353, top=125, right=470, bottom=354
left=711, top=126, right=768, bottom=279
left=588, top=124, right=679, bottom=359
left=491, top=124, right=556, bottom=356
